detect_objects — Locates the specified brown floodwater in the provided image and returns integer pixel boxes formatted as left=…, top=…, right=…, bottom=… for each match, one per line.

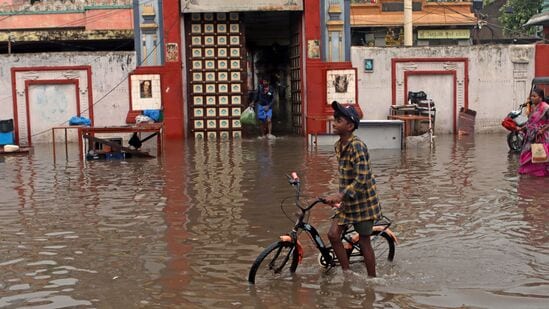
left=0, top=134, right=547, bottom=308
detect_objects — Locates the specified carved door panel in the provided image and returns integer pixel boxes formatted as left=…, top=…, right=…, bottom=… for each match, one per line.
left=186, top=12, right=246, bottom=139
left=289, top=15, right=303, bottom=135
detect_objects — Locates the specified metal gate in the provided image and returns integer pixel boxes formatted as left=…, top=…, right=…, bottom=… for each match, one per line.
left=185, top=13, right=246, bottom=139
left=289, top=15, right=303, bottom=135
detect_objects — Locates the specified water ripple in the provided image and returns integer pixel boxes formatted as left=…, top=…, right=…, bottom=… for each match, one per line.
left=0, top=136, right=547, bottom=307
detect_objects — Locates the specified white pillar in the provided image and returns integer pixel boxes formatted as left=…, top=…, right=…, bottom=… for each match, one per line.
left=404, top=0, right=413, bottom=46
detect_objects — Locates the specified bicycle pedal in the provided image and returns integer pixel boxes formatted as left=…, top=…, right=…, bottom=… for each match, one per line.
left=327, top=260, right=338, bottom=271
left=324, top=264, right=336, bottom=274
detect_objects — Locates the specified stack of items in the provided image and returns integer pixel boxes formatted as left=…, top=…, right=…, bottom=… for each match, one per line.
left=0, top=119, right=17, bottom=152
left=458, top=107, right=477, bottom=135
left=416, top=99, right=436, bottom=134
left=389, top=91, right=436, bottom=136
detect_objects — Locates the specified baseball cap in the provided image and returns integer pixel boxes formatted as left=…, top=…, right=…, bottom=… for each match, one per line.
left=331, top=101, right=360, bottom=130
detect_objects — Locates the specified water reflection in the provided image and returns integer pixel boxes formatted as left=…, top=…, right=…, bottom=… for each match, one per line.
left=0, top=134, right=547, bottom=308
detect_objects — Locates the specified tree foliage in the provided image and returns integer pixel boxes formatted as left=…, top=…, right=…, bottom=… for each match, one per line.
left=499, top=0, right=542, bottom=36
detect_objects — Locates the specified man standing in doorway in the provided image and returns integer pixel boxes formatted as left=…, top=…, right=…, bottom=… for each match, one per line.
left=253, top=79, right=275, bottom=139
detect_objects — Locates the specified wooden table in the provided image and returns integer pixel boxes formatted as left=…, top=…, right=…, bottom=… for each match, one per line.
left=79, top=123, right=163, bottom=159
left=306, top=115, right=334, bottom=145
left=387, top=115, right=431, bottom=137
left=52, top=126, right=84, bottom=163
left=0, top=146, right=31, bottom=156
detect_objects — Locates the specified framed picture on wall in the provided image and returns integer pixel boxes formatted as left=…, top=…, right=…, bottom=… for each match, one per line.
left=326, top=68, right=357, bottom=105
left=307, top=39, right=320, bottom=59
left=130, top=74, right=162, bottom=110
left=166, top=43, right=179, bottom=62
left=364, top=59, right=374, bottom=72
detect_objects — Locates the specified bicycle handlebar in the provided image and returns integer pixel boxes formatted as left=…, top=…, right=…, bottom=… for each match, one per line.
left=291, top=172, right=299, bottom=181
left=287, top=172, right=300, bottom=186
left=285, top=171, right=329, bottom=213
left=302, top=197, right=328, bottom=212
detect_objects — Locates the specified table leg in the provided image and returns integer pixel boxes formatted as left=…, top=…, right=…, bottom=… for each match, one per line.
left=64, top=128, right=68, bottom=160
left=157, top=129, right=162, bottom=156
left=52, top=128, right=56, bottom=163
left=87, top=134, right=93, bottom=158
left=404, top=120, right=413, bottom=137
left=77, top=128, right=83, bottom=161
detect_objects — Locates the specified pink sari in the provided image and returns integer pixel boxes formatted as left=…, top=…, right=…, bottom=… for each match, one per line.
left=518, top=101, right=549, bottom=177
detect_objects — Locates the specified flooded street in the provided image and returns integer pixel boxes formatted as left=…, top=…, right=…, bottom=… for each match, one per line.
left=0, top=134, right=547, bottom=308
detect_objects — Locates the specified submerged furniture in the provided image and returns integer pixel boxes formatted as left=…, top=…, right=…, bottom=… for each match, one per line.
left=310, top=120, right=404, bottom=150
left=355, top=120, right=403, bottom=149
left=0, top=146, right=31, bottom=156
left=389, top=100, right=436, bottom=136
left=0, top=119, right=15, bottom=145
left=306, top=115, right=335, bottom=146
left=52, top=126, right=85, bottom=162
left=387, top=114, right=431, bottom=137
left=79, top=123, right=163, bottom=160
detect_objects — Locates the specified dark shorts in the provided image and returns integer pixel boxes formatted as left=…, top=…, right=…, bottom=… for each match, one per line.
left=352, top=220, right=374, bottom=236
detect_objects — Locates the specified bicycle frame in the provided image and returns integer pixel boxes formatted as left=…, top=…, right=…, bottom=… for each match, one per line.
left=248, top=172, right=397, bottom=284
left=284, top=218, right=334, bottom=267
left=283, top=205, right=396, bottom=269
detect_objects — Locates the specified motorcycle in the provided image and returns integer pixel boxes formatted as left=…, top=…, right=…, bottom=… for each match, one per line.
left=501, top=103, right=529, bottom=153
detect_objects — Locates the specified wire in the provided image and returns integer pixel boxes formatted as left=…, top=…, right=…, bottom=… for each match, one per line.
left=351, top=3, right=531, bottom=45
left=432, top=1, right=478, bottom=22
left=352, top=6, right=477, bottom=28
left=3, top=7, right=134, bottom=59
left=56, top=10, right=126, bottom=28
left=433, top=0, right=534, bottom=37
left=0, top=3, right=131, bottom=29
left=0, top=3, right=134, bottom=54
left=8, top=38, right=133, bottom=53
left=28, top=14, right=180, bottom=139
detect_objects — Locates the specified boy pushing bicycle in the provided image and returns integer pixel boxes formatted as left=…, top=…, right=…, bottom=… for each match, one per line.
left=325, top=101, right=382, bottom=277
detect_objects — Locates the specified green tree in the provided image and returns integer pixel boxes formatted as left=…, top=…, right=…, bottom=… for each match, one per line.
left=499, top=0, right=542, bottom=36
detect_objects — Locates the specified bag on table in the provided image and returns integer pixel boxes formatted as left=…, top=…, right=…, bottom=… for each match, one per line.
left=143, top=109, right=161, bottom=122
left=531, top=143, right=549, bottom=163
left=240, top=106, right=256, bottom=126
left=135, top=115, right=154, bottom=124
left=68, top=116, right=91, bottom=126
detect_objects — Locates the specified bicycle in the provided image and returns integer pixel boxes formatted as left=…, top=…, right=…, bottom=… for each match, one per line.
left=248, top=172, right=397, bottom=284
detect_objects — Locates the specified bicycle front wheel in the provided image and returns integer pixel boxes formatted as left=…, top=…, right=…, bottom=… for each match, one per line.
left=248, top=241, right=299, bottom=284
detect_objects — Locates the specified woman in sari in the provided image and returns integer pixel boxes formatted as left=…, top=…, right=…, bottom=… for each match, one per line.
left=518, top=87, right=549, bottom=177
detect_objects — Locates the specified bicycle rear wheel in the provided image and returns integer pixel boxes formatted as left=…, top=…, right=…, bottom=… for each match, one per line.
left=319, top=230, right=395, bottom=268
left=248, top=241, right=299, bottom=284
left=371, top=230, right=395, bottom=262
left=346, top=230, right=395, bottom=266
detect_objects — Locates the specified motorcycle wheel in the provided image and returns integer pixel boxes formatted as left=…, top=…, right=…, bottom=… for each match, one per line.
left=507, top=132, right=523, bottom=153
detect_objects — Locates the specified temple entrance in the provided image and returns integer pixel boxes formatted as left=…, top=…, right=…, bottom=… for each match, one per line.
left=183, top=11, right=303, bottom=139
left=243, top=11, right=303, bottom=137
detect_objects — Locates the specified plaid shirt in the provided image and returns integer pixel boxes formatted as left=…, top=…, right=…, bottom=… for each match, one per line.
left=334, top=135, right=381, bottom=224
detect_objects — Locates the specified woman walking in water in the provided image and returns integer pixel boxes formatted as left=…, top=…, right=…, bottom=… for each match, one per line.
left=518, top=87, right=549, bottom=177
